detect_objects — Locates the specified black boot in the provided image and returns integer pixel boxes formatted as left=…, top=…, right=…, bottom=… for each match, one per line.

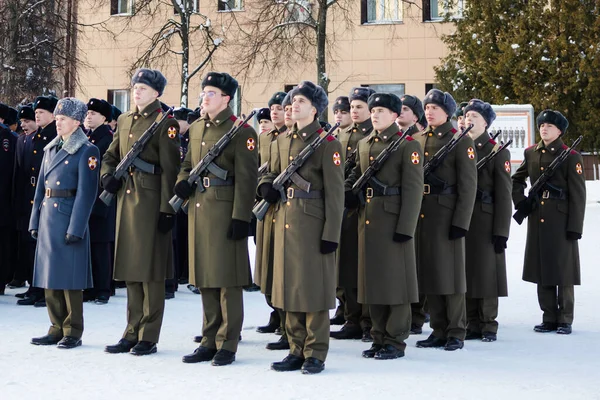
left=31, top=334, right=63, bottom=346
left=243, top=283, right=261, bottom=292
left=271, top=355, right=305, bottom=372
left=266, top=336, right=290, bottom=350
left=465, top=330, right=482, bottom=340
left=57, top=336, right=82, bottom=349
left=17, top=292, right=43, bottom=306
left=330, top=324, right=362, bottom=340
left=7, top=279, right=26, bottom=289
left=105, top=339, right=137, bottom=354
left=481, top=331, right=497, bottom=342
left=34, top=298, right=46, bottom=308
left=416, top=334, right=446, bottom=348
left=362, top=344, right=383, bottom=358
left=130, top=341, right=157, bottom=356
left=256, top=322, right=278, bottom=334
left=211, top=349, right=236, bottom=366
left=534, top=322, right=558, bottom=333
left=444, top=337, right=464, bottom=351
left=410, top=323, right=422, bottom=335
left=301, top=357, right=325, bottom=374
left=95, top=296, right=109, bottom=305
left=15, top=289, right=30, bottom=299
left=361, top=327, right=373, bottom=342
left=182, top=346, right=217, bottom=363
left=374, top=344, right=405, bottom=360
left=556, top=323, right=572, bottom=335
left=193, top=335, right=203, bottom=343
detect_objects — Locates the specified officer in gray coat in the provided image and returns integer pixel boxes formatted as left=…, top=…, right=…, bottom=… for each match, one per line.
left=29, top=98, right=100, bottom=349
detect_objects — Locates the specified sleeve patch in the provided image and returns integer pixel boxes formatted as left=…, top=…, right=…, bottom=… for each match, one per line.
left=411, top=151, right=420, bottom=164
left=333, top=152, right=341, bottom=166
left=168, top=126, right=178, bottom=139
left=246, top=137, right=256, bottom=151
left=576, top=163, right=583, bottom=174
left=467, top=146, right=475, bottom=160
left=88, top=156, right=98, bottom=170
left=2, top=138, right=9, bottom=151
left=504, top=160, right=511, bottom=173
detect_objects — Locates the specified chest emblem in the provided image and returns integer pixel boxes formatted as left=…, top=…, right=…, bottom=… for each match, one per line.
left=2, top=138, right=9, bottom=152
left=504, top=160, right=511, bottom=173
left=576, top=163, right=583, bottom=175
left=168, top=126, right=178, bottom=139
left=247, top=138, right=256, bottom=151
left=411, top=151, right=420, bottom=165
left=88, top=156, right=98, bottom=170
left=467, top=147, right=475, bottom=160
left=333, top=152, right=341, bottom=166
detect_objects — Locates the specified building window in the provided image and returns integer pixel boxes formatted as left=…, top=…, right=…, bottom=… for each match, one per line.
left=425, top=0, right=465, bottom=21
left=425, top=83, right=439, bottom=94
left=218, top=0, right=243, bottom=11
left=361, top=0, right=402, bottom=24
left=110, top=0, right=134, bottom=16
left=230, top=87, right=241, bottom=116
left=362, top=83, right=405, bottom=98
left=107, top=89, right=130, bottom=113
left=282, top=0, right=312, bottom=23
left=174, top=0, right=199, bottom=14
left=284, top=84, right=295, bottom=93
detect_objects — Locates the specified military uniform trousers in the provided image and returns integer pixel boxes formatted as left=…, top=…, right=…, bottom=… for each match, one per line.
left=343, top=287, right=371, bottom=329
left=286, top=311, right=330, bottom=362
left=265, top=293, right=288, bottom=340
left=0, top=227, right=15, bottom=285
left=45, top=289, right=84, bottom=339
left=466, top=297, right=499, bottom=334
left=428, top=294, right=466, bottom=340
left=537, top=285, right=574, bottom=325
left=411, top=295, right=429, bottom=328
left=369, top=303, right=411, bottom=351
left=200, top=286, right=244, bottom=353
left=123, top=281, right=165, bottom=343
left=88, top=242, right=112, bottom=298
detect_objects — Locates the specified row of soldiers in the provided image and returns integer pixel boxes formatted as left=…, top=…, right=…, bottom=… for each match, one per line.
left=0, top=68, right=586, bottom=375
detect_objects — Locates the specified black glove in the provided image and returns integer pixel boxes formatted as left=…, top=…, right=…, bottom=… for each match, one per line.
left=567, top=231, right=582, bottom=241
left=449, top=226, right=467, bottom=240
left=258, top=183, right=280, bottom=204
left=227, top=219, right=250, bottom=240
left=101, top=173, right=122, bottom=194
left=30, top=230, right=38, bottom=240
left=157, top=213, right=175, bottom=233
left=344, top=190, right=360, bottom=209
left=516, top=199, right=533, bottom=214
left=492, top=235, right=508, bottom=254
left=65, top=234, right=82, bottom=245
left=174, top=180, right=194, bottom=199
left=320, top=240, right=338, bottom=254
left=393, top=233, right=412, bottom=243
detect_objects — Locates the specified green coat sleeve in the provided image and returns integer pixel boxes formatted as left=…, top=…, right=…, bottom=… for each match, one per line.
left=159, top=119, right=181, bottom=214
left=321, top=139, right=344, bottom=243
left=493, top=148, right=513, bottom=238
left=567, top=152, right=586, bottom=235
left=233, top=127, right=259, bottom=222
left=512, top=150, right=529, bottom=208
left=100, top=119, right=122, bottom=177
left=452, top=136, right=477, bottom=230
left=344, top=142, right=362, bottom=191
left=396, top=139, right=423, bottom=238
left=258, top=136, right=281, bottom=189
left=176, top=141, right=193, bottom=184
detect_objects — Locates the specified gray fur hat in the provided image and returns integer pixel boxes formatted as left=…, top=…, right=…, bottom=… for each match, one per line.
left=464, top=99, right=496, bottom=127
left=282, top=90, right=293, bottom=108
left=290, top=81, right=328, bottom=116
left=400, top=95, right=424, bottom=121
left=423, top=89, right=457, bottom=118
left=54, top=97, right=88, bottom=124
left=349, top=87, right=376, bottom=104
left=268, top=91, right=287, bottom=107
left=131, top=68, right=167, bottom=97
left=332, top=96, right=350, bottom=113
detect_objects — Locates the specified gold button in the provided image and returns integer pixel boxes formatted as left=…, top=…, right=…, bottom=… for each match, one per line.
left=196, top=203, right=200, bottom=207
left=134, top=116, right=138, bottom=120
left=45, top=180, right=48, bottom=184
left=542, top=150, right=546, bottom=153
left=129, top=134, right=133, bottom=138
left=375, top=138, right=379, bottom=142
left=31, top=167, right=35, bottom=171
left=540, top=167, right=544, bottom=171
left=286, top=201, right=291, bottom=206
left=425, top=152, right=429, bottom=156
left=216, top=120, right=220, bottom=123
left=293, top=134, right=298, bottom=139
left=31, top=183, right=35, bottom=187
left=30, top=200, right=34, bottom=204
left=353, top=129, right=357, bottom=133
left=129, top=172, right=133, bottom=176
left=126, top=189, right=131, bottom=194
left=366, top=199, right=371, bottom=203
left=43, top=202, right=46, bottom=206
left=428, top=133, right=433, bottom=137
left=369, top=156, right=374, bottom=161
left=272, top=219, right=276, bottom=223
left=365, top=220, right=370, bottom=225
left=201, top=141, right=206, bottom=145
left=37, top=134, right=40, bottom=138
left=289, top=156, right=294, bottom=160
left=33, top=150, right=37, bottom=154
left=206, top=123, right=210, bottom=127
left=540, top=218, right=545, bottom=223
left=65, top=161, right=69, bottom=164
left=56, top=181, right=60, bottom=185
left=347, top=146, right=352, bottom=151
left=540, top=201, right=545, bottom=206
left=53, top=203, right=58, bottom=208
left=143, top=112, right=148, bottom=117
left=420, top=214, right=425, bottom=218
left=285, top=224, right=290, bottom=229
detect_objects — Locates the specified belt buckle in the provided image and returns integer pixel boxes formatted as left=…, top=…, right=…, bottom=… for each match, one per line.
left=366, top=188, right=374, bottom=199
left=45, top=188, right=51, bottom=198
left=542, top=190, right=550, bottom=199
left=423, top=184, right=431, bottom=195
left=203, top=177, right=210, bottom=188
left=287, top=187, right=294, bottom=199
left=30, top=177, right=36, bottom=185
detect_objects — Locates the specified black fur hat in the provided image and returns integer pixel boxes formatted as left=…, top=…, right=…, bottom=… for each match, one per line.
left=536, top=109, right=568, bottom=135
left=33, top=95, right=59, bottom=113
left=400, top=95, right=424, bottom=121
left=18, top=104, right=35, bottom=121
left=289, top=81, right=328, bottom=116
left=464, top=99, right=496, bottom=127
left=332, top=96, right=350, bottom=113
left=111, top=105, right=122, bottom=122
left=187, top=108, right=201, bottom=124
left=202, top=72, right=239, bottom=97
left=256, top=107, right=271, bottom=122
left=131, top=68, right=167, bottom=97
left=423, top=89, right=457, bottom=118
left=0, top=103, right=8, bottom=121
left=87, top=98, right=112, bottom=121
left=454, top=101, right=469, bottom=118
left=368, top=93, right=402, bottom=115
left=268, top=92, right=287, bottom=107
left=173, top=107, right=192, bottom=121
left=349, top=87, right=376, bottom=104
left=418, top=113, right=428, bottom=129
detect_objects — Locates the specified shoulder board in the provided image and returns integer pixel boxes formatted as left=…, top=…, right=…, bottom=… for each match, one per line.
left=451, top=128, right=457, bottom=133
left=326, top=135, right=335, bottom=142
left=317, top=128, right=324, bottom=134
left=230, top=115, right=250, bottom=128
left=405, top=135, right=414, bottom=141
left=488, top=139, right=497, bottom=145
left=167, top=114, right=174, bottom=119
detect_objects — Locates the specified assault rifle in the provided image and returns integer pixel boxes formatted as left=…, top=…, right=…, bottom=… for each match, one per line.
left=423, top=124, right=473, bottom=178
left=477, top=139, right=513, bottom=171
left=344, top=148, right=358, bottom=177
left=252, top=122, right=340, bottom=221
left=513, top=135, right=582, bottom=224
left=168, top=110, right=256, bottom=213
left=99, top=108, right=173, bottom=206
left=351, top=130, right=410, bottom=205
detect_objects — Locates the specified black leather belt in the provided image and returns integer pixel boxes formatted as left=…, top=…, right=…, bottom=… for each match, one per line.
left=541, top=189, right=567, bottom=200
left=45, top=188, right=76, bottom=198
left=201, top=176, right=234, bottom=188
left=476, top=189, right=494, bottom=204
left=423, top=184, right=457, bottom=195
left=286, top=188, right=322, bottom=199
left=366, top=186, right=401, bottom=198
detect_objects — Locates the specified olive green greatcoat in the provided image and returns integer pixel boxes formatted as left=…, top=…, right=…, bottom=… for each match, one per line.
left=412, top=121, right=477, bottom=295
left=259, top=120, right=344, bottom=312
left=346, top=124, right=423, bottom=305
left=255, top=126, right=286, bottom=294
left=177, top=107, right=258, bottom=288
left=101, top=100, right=181, bottom=282
left=512, top=138, right=585, bottom=286
left=337, top=119, right=373, bottom=288
left=465, top=133, right=512, bottom=298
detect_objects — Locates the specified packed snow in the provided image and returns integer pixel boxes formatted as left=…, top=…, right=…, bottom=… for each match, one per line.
left=2, top=182, right=600, bottom=400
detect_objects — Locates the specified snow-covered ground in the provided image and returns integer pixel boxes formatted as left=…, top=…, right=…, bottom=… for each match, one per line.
left=2, top=183, right=600, bottom=400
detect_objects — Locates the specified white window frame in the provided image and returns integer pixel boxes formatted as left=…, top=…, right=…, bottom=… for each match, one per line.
left=283, top=0, right=312, bottom=23
left=111, top=90, right=131, bottom=113
left=430, top=0, right=465, bottom=21
left=363, top=83, right=405, bottom=98
left=175, top=0, right=199, bottom=14
left=111, top=0, right=134, bottom=16
left=365, top=0, right=403, bottom=24
left=218, top=0, right=243, bottom=12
